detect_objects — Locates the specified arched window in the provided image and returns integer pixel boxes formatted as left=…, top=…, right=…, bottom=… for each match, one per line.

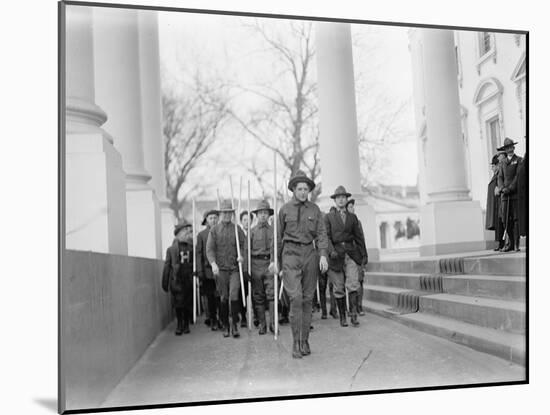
left=473, top=77, right=505, bottom=162
left=511, top=52, right=526, bottom=140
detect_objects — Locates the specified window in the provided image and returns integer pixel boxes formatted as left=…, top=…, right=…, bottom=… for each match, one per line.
left=487, top=117, right=501, bottom=158
left=480, top=32, right=492, bottom=56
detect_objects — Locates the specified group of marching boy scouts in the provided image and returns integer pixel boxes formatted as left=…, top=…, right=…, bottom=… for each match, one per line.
left=162, top=169, right=368, bottom=359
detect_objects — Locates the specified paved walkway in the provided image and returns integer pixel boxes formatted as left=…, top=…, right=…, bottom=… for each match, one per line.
left=102, top=311, right=525, bottom=409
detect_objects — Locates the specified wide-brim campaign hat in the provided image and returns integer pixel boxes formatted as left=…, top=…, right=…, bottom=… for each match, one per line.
left=287, top=169, right=316, bottom=191
left=251, top=199, right=274, bottom=215
left=218, top=199, right=235, bottom=212
left=174, top=220, right=192, bottom=236
left=201, top=209, right=219, bottom=226
left=330, top=185, right=352, bottom=199
left=496, top=137, right=518, bottom=151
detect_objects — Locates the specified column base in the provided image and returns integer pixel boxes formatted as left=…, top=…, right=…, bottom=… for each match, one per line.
left=419, top=200, right=486, bottom=256
left=126, top=186, right=162, bottom=259
left=66, top=132, right=128, bottom=255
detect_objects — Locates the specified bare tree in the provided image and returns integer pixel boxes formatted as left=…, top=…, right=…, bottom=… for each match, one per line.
left=230, top=20, right=322, bottom=201
left=162, top=72, right=231, bottom=220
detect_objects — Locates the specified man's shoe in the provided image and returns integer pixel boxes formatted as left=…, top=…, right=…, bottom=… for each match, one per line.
left=503, top=246, right=515, bottom=252
left=232, top=323, right=240, bottom=338
left=211, top=319, right=218, bottom=331
left=259, top=324, right=266, bottom=335
left=240, top=316, right=247, bottom=328
left=279, top=316, right=289, bottom=325
left=183, top=323, right=190, bottom=334
left=350, top=314, right=360, bottom=327
left=321, top=312, right=327, bottom=319
left=254, top=318, right=260, bottom=328
left=329, top=309, right=338, bottom=319
left=204, top=318, right=211, bottom=326
left=223, top=326, right=230, bottom=338
left=292, top=341, right=303, bottom=359
left=300, top=340, right=311, bottom=356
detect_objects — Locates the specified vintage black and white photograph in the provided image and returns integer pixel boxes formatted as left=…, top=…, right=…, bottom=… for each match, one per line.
left=59, top=1, right=528, bottom=413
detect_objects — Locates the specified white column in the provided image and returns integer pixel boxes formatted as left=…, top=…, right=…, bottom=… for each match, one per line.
left=315, top=22, right=379, bottom=260
left=137, top=11, right=175, bottom=256
left=93, top=7, right=161, bottom=259
left=65, top=5, right=128, bottom=255
left=410, top=29, right=485, bottom=256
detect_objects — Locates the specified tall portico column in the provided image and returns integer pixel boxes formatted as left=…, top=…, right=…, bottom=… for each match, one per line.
left=65, top=5, right=128, bottom=254
left=137, top=11, right=175, bottom=256
left=93, top=7, right=162, bottom=259
left=315, top=22, right=379, bottom=260
left=410, top=29, right=485, bottom=255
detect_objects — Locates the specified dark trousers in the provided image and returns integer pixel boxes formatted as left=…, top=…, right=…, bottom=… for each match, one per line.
left=281, top=243, right=318, bottom=342
left=318, top=271, right=328, bottom=314
left=501, top=197, right=519, bottom=249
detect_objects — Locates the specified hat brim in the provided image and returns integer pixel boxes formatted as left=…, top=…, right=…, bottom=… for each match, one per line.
left=497, top=142, right=518, bottom=151
left=174, top=224, right=192, bottom=236
left=251, top=208, right=274, bottom=216
left=288, top=177, right=316, bottom=191
left=330, top=192, right=352, bottom=199
left=201, top=210, right=219, bottom=225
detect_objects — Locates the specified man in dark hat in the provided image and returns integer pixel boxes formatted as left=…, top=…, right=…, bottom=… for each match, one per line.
left=162, top=221, right=195, bottom=336
left=346, top=198, right=366, bottom=316
left=196, top=209, right=222, bottom=331
left=325, top=186, right=368, bottom=328
left=486, top=153, right=506, bottom=251
left=249, top=200, right=275, bottom=335
left=206, top=200, right=249, bottom=338
left=497, top=138, right=523, bottom=252
left=270, top=170, right=328, bottom=358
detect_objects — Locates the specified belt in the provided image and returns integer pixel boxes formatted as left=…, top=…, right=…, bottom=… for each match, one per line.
left=285, top=240, right=313, bottom=246
left=252, top=254, right=270, bottom=260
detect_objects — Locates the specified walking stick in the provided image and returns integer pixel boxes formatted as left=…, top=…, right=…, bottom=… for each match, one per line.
left=345, top=287, right=350, bottom=313
left=247, top=180, right=252, bottom=331
left=316, top=280, right=321, bottom=308
left=502, top=196, right=510, bottom=244
left=216, top=188, right=221, bottom=210
left=278, top=279, right=284, bottom=300
left=229, top=177, right=247, bottom=308
left=273, top=152, right=279, bottom=340
left=192, top=199, right=197, bottom=324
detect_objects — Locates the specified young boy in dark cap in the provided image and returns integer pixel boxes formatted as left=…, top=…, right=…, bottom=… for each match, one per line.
left=196, top=209, right=222, bottom=331
left=270, top=170, right=328, bottom=358
left=162, top=221, right=195, bottom=336
left=206, top=200, right=249, bottom=338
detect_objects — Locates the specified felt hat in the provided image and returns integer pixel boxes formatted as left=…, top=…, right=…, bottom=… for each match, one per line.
left=330, top=185, right=352, bottom=199
left=251, top=199, right=274, bottom=216
left=174, top=220, right=192, bottom=236
left=287, top=169, right=315, bottom=192
left=217, top=199, right=235, bottom=212
left=496, top=137, right=518, bottom=151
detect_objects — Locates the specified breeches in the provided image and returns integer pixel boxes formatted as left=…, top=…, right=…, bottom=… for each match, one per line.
left=251, top=258, right=275, bottom=306
left=216, top=269, right=241, bottom=302
left=327, top=253, right=361, bottom=298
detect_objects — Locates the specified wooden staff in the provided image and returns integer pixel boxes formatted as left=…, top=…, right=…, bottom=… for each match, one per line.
left=192, top=199, right=197, bottom=324
left=216, top=188, right=221, bottom=210
left=247, top=180, right=252, bottom=331
left=229, top=176, right=247, bottom=308
left=273, top=152, right=279, bottom=340
left=345, top=287, right=350, bottom=312
left=278, top=280, right=284, bottom=300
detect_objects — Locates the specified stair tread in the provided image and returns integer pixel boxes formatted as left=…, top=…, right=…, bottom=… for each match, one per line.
left=365, top=285, right=418, bottom=293
left=444, top=274, right=525, bottom=282
left=423, top=293, right=526, bottom=312
left=366, top=271, right=430, bottom=277
left=398, top=312, right=525, bottom=348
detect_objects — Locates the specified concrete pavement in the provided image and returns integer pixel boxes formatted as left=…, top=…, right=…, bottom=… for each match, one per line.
left=101, top=311, right=525, bottom=409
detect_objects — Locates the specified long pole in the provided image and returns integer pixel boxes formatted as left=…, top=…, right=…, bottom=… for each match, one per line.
left=273, top=152, right=279, bottom=340
left=247, top=180, right=252, bottom=330
left=216, top=188, right=221, bottom=210
left=192, top=199, right=197, bottom=324
left=230, top=176, right=247, bottom=308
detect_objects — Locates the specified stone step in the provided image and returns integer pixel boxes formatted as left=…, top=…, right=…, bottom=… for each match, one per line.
left=365, top=272, right=425, bottom=290
left=397, top=312, right=525, bottom=365
left=419, top=293, right=526, bottom=334
left=367, top=259, right=439, bottom=274
left=362, top=299, right=525, bottom=365
left=443, top=274, right=526, bottom=302
left=364, top=285, right=406, bottom=308
left=463, top=254, right=526, bottom=276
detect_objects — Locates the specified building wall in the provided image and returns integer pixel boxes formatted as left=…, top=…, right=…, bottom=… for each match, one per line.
left=456, top=31, right=526, bottom=214
left=60, top=250, right=171, bottom=412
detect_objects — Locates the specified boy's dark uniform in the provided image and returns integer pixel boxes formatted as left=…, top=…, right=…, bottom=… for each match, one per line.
left=162, top=223, right=194, bottom=335
left=206, top=201, right=249, bottom=338
left=497, top=138, right=523, bottom=251
left=196, top=210, right=221, bottom=331
left=274, top=170, right=328, bottom=358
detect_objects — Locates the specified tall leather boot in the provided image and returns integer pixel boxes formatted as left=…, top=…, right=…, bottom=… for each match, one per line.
left=175, top=308, right=184, bottom=336
left=208, top=294, right=218, bottom=331
left=320, top=289, right=327, bottom=319
left=231, top=300, right=241, bottom=338
left=349, top=292, right=359, bottom=327
left=291, top=323, right=302, bottom=359
left=337, top=297, right=348, bottom=327
left=268, top=301, right=275, bottom=333
left=257, top=303, right=267, bottom=335
left=358, top=281, right=365, bottom=316
left=220, top=301, right=230, bottom=338
left=329, top=284, right=338, bottom=319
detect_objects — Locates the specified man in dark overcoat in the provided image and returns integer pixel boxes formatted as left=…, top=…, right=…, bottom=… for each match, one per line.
left=196, top=209, right=222, bottom=331
left=324, top=186, right=368, bottom=327
left=486, top=153, right=505, bottom=251
left=162, top=221, right=195, bottom=336
left=346, top=198, right=366, bottom=316
left=497, top=138, right=523, bottom=252
left=517, top=152, right=527, bottom=238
